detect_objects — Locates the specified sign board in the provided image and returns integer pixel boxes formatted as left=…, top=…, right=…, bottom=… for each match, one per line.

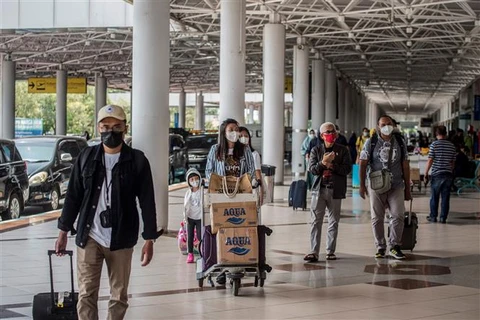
left=420, top=118, right=433, bottom=127
left=15, top=118, right=43, bottom=137
left=458, top=113, right=471, bottom=120
left=284, top=76, right=293, bottom=93
left=27, top=78, right=87, bottom=94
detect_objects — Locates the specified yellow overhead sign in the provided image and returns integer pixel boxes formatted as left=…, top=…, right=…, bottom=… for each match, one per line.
left=28, top=78, right=87, bottom=94
left=284, top=76, right=293, bottom=93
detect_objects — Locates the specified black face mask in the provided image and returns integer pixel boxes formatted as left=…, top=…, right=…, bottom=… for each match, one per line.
left=101, top=131, right=124, bottom=149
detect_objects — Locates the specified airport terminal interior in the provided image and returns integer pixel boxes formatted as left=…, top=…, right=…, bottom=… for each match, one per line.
left=1, top=0, right=480, bottom=319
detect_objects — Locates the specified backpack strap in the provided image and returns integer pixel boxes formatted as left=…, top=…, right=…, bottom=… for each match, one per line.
left=369, top=133, right=406, bottom=164
left=369, top=134, right=378, bottom=165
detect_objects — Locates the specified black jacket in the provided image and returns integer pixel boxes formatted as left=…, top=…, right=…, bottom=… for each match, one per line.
left=58, top=143, right=161, bottom=250
left=309, top=143, right=352, bottom=199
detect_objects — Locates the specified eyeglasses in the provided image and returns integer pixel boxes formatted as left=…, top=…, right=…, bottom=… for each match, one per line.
left=99, top=125, right=125, bottom=133
left=322, top=130, right=336, bottom=134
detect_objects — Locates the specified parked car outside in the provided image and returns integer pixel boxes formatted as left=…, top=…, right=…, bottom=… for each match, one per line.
left=88, top=134, right=188, bottom=184
left=15, top=136, right=88, bottom=211
left=169, top=134, right=189, bottom=184
left=185, top=134, right=218, bottom=175
left=0, top=139, right=29, bottom=220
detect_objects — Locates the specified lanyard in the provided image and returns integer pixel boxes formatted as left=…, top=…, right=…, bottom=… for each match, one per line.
left=102, top=155, right=113, bottom=208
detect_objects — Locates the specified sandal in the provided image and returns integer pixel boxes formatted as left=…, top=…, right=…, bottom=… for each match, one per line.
left=326, top=253, right=336, bottom=260
left=303, top=253, right=318, bottom=262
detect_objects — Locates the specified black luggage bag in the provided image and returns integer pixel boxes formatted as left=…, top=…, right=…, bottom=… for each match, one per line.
left=257, top=225, right=273, bottom=273
left=289, top=179, right=307, bottom=210
left=388, top=201, right=418, bottom=251
left=32, top=250, right=78, bottom=320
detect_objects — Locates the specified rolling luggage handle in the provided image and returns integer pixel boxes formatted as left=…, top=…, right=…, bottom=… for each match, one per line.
left=47, top=250, right=76, bottom=310
left=407, top=200, right=413, bottom=225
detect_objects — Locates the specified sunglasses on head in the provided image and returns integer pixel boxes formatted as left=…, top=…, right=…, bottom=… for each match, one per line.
left=322, top=130, right=335, bottom=134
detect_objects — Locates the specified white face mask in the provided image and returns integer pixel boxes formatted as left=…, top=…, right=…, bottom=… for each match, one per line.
left=226, top=131, right=239, bottom=143
left=363, top=132, right=369, bottom=137
left=190, top=180, right=199, bottom=188
left=309, top=134, right=315, bottom=139
left=380, top=125, right=394, bottom=136
left=239, top=136, right=249, bottom=145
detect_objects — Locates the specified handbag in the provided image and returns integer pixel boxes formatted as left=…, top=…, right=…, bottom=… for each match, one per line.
left=368, top=138, right=394, bottom=194
left=208, top=173, right=252, bottom=198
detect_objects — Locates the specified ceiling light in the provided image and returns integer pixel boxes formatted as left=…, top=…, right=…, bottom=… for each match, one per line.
left=475, top=19, right=480, bottom=27
left=63, top=48, right=67, bottom=52
left=259, top=42, right=263, bottom=47
left=85, top=40, right=91, bottom=46
left=119, top=50, right=123, bottom=55
left=203, top=35, right=209, bottom=41
left=361, top=54, right=366, bottom=59
left=406, top=60, right=411, bottom=65
left=448, top=65, right=453, bottom=70
left=406, top=40, right=412, bottom=47
left=465, top=37, right=471, bottom=43
left=171, top=40, right=176, bottom=45
left=457, top=49, right=463, bottom=54
left=406, top=67, right=411, bottom=71
left=191, top=60, right=195, bottom=65
left=453, top=57, right=459, bottom=62
left=406, top=51, right=412, bottom=56
left=260, top=5, right=267, bottom=11
left=365, top=62, right=371, bottom=67
left=337, top=15, right=345, bottom=22
left=212, top=12, right=218, bottom=19
left=110, top=33, right=116, bottom=39
left=406, top=27, right=413, bottom=34
left=43, top=53, right=48, bottom=58
left=348, top=32, right=354, bottom=39
left=355, top=44, right=361, bottom=50
left=26, top=58, right=30, bottom=62
left=310, top=48, right=316, bottom=53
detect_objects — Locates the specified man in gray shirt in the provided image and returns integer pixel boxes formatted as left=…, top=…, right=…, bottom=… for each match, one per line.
left=359, top=115, right=411, bottom=260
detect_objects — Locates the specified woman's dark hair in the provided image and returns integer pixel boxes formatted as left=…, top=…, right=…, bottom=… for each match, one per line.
left=362, top=127, right=369, bottom=132
left=216, top=118, right=245, bottom=161
left=238, top=126, right=255, bottom=153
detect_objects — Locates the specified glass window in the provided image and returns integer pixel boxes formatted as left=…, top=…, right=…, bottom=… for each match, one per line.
left=17, top=142, right=55, bottom=162
left=59, top=141, right=81, bottom=160
left=1, top=143, right=15, bottom=162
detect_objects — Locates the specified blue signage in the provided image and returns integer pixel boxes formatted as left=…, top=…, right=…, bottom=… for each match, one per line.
left=474, top=95, right=480, bottom=121
left=15, top=118, right=43, bottom=137
left=173, top=113, right=179, bottom=128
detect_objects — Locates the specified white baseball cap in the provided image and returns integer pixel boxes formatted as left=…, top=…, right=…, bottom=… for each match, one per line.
left=97, top=105, right=126, bottom=123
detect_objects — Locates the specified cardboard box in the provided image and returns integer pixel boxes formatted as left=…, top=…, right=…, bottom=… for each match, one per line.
left=410, top=168, right=420, bottom=181
left=217, top=227, right=258, bottom=265
left=210, top=201, right=257, bottom=234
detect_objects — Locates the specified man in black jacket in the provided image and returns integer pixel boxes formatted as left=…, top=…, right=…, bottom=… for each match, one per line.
left=55, top=105, right=162, bottom=320
left=304, top=122, right=352, bottom=262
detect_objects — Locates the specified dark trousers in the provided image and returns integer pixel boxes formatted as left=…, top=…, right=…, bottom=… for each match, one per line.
left=429, top=174, right=453, bottom=221
left=187, top=218, right=201, bottom=253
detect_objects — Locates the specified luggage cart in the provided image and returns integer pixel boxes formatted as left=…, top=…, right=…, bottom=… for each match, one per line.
left=195, top=186, right=272, bottom=296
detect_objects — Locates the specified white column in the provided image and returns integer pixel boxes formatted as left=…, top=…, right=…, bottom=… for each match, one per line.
left=56, top=69, right=67, bottom=135
left=311, top=59, right=325, bottom=131
left=132, top=0, right=169, bottom=231
left=195, top=92, right=204, bottom=130
left=292, top=43, right=309, bottom=176
left=337, top=78, right=345, bottom=132
left=95, top=73, right=107, bottom=136
left=263, top=22, right=285, bottom=184
left=1, top=59, right=15, bottom=139
left=178, top=89, right=186, bottom=128
left=325, top=67, right=337, bottom=123
left=344, top=82, right=352, bottom=135
left=219, top=0, right=246, bottom=124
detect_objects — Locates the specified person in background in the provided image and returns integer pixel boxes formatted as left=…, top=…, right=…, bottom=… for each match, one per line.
left=356, top=127, right=370, bottom=162
left=452, top=128, right=465, bottom=151
left=359, top=115, right=411, bottom=260
left=205, top=118, right=256, bottom=284
left=348, top=132, right=358, bottom=164
left=334, top=125, right=348, bottom=146
left=239, top=126, right=263, bottom=204
left=55, top=105, right=162, bottom=320
left=425, top=125, right=456, bottom=224
left=183, top=168, right=203, bottom=264
left=302, top=129, right=316, bottom=189
left=82, top=130, right=91, bottom=141
left=304, top=122, right=352, bottom=262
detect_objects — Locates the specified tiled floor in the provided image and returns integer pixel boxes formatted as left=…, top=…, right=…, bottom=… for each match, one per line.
left=1, top=174, right=479, bottom=319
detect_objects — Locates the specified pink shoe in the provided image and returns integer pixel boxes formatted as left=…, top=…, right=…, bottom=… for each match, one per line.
left=186, top=253, right=194, bottom=263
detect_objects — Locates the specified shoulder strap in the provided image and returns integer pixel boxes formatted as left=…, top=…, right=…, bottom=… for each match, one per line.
left=369, top=135, right=378, bottom=164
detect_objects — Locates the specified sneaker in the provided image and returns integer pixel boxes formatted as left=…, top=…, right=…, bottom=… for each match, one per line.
left=426, top=216, right=437, bottom=223
left=390, top=246, right=406, bottom=260
left=186, top=253, right=194, bottom=263
left=375, top=249, right=386, bottom=259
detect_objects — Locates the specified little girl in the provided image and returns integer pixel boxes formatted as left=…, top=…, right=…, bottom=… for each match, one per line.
left=183, top=168, right=203, bottom=263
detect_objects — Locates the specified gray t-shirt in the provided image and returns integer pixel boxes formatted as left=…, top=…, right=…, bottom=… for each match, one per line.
left=359, top=136, right=408, bottom=189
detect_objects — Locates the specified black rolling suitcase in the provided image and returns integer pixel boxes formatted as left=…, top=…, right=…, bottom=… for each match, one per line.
left=388, top=201, right=418, bottom=251
left=290, top=179, right=307, bottom=210
left=288, top=181, right=297, bottom=207
left=32, top=250, right=78, bottom=320
left=257, top=225, right=273, bottom=273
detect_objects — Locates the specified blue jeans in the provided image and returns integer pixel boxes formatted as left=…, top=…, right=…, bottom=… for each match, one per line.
left=429, top=174, right=453, bottom=221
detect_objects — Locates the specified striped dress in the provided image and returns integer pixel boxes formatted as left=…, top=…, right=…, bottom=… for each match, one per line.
left=428, top=139, right=456, bottom=176
left=205, top=144, right=256, bottom=181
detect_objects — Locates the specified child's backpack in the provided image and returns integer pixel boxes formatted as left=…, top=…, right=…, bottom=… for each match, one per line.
left=177, top=220, right=199, bottom=255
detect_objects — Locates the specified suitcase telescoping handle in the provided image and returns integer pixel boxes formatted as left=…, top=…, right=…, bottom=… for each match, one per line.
left=47, top=250, right=76, bottom=310
left=408, top=200, right=413, bottom=225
